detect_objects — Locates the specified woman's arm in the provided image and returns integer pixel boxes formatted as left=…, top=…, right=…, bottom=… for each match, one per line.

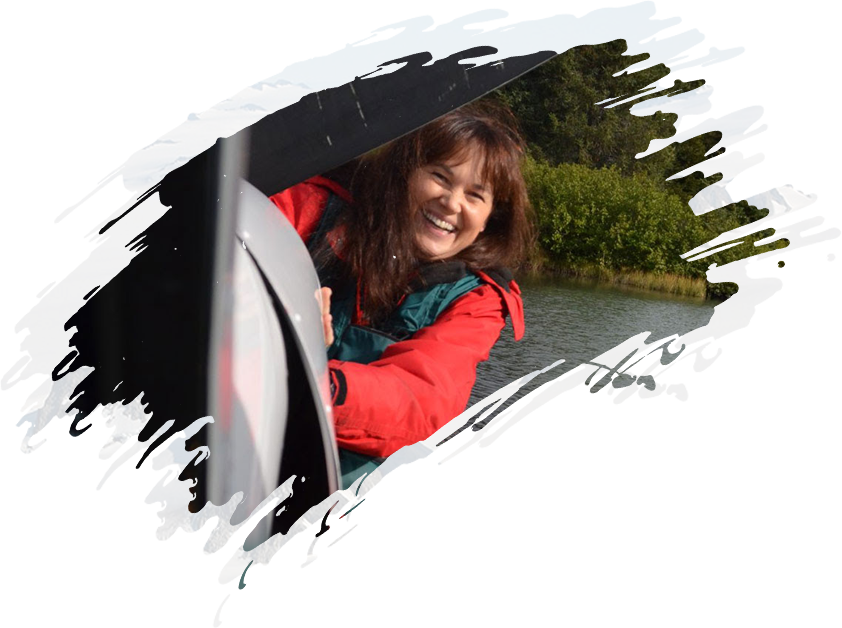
left=328, top=284, right=518, bottom=458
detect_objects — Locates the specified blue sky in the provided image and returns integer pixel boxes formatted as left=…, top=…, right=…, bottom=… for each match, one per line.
left=267, top=0, right=842, bottom=89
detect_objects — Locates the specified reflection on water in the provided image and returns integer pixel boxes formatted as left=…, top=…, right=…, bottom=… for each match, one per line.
left=470, top=276, right=716, bottom=405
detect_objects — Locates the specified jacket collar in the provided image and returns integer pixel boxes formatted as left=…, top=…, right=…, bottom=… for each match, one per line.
left=475, top=269, right=525, bottom=341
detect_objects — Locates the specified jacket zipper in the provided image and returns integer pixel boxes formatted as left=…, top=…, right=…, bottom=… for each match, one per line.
left=348, top=324, right=401, bottom=342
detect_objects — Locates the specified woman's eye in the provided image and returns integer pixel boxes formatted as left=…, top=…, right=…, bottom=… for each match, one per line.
left=432, top=171, right=447, bottom=183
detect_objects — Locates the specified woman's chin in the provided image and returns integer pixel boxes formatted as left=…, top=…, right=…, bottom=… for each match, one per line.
left=416, top=235, right=454, bottom=261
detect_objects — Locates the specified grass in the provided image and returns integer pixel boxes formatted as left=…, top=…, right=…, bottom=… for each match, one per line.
left=521, top=259, right=708, bottom=299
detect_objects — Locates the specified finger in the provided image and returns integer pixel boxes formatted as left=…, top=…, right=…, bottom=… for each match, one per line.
left=323, top=313, right=334, bottom=347
left=316, top=287, right=327, bottom=312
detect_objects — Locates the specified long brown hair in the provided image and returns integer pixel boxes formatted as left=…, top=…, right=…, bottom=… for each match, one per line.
left=324, top=100, right=532, bottom=322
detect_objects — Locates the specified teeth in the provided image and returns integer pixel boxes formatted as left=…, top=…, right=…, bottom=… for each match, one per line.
left=422, top=209, right=455, bottom=233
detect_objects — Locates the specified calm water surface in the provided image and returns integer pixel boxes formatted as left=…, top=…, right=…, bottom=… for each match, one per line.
left=470, top=276, right=716, bottom=405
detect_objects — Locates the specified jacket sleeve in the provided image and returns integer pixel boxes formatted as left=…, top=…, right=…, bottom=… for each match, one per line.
left=329, top=283, right=519, bottom=458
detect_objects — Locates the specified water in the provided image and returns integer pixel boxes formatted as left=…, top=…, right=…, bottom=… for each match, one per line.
left=469, top=276, right=716, bottom=405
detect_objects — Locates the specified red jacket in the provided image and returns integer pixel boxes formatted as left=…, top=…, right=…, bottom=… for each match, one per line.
left=270, top=176, right=525, bottom=458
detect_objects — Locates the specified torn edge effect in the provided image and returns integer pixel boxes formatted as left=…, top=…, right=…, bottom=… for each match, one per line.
left=39, top=39, right=796, bottom=576
left=32, top=367, right=151, bottom=440
left=436, top=336, right=687, bottom=449
left=187, top=471, right=378, bottom=565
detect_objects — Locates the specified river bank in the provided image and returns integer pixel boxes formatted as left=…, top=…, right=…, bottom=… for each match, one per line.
left=519, top=258, right=720, bottom=300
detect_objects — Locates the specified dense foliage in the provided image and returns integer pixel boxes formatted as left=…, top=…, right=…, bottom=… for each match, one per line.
left=490, top=40, right=721, bottom=199
left=482, top=40, right=784, bottom=299
left=523, top=159, right=784, bottom=298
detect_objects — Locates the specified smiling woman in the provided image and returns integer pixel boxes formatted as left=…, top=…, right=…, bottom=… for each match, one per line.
left=269, top=101, right=533, bottom=487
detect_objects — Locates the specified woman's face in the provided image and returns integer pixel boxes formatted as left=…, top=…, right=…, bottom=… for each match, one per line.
left=409, top=143, right=494, bottom=261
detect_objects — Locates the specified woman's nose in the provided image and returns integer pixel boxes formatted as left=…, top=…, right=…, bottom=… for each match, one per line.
left=441, top=191, right=464, bottom=214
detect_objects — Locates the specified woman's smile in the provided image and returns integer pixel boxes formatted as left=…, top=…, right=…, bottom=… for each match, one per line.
left=420, top=208, right=457, bottom=234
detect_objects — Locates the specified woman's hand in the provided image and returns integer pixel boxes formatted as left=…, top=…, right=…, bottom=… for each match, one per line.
left=318, top=287, right=334, bottom=348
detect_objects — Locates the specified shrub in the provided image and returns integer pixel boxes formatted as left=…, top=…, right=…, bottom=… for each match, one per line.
left=522, top=158, right=774, bottom=298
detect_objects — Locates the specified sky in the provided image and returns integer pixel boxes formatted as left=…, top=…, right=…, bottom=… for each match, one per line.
left=267, top=0, right=842, bottom=89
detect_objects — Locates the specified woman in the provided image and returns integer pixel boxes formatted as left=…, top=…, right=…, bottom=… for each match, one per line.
left=269, top=101, right=532, bottom=488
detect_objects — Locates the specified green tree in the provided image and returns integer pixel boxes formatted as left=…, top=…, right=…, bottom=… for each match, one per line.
left=485, top=41, right=787, bottom=299
left=487, top=40, right=713, bottom=203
